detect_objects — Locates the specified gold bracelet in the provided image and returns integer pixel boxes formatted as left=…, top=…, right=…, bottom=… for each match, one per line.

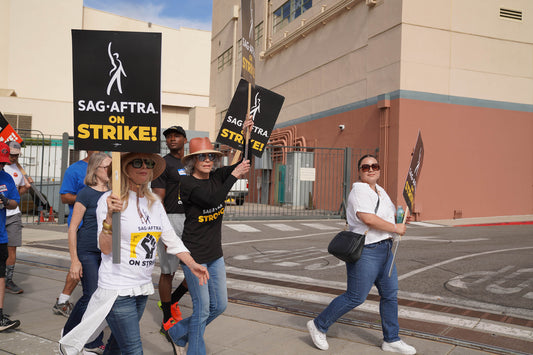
left=102, top=220, right=113, bottom=231
left=101, top=229, right=112, bottom=235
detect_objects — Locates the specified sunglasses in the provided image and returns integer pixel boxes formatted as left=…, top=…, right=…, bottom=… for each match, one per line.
left=197, top=153, right=217, bottom=162
left=359, top=163, right=380, bottom=172
left=129, top=158, right=156, bottom=169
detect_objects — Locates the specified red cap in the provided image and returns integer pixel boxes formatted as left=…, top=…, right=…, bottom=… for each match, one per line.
left=0, top=142, right=10, bottom=163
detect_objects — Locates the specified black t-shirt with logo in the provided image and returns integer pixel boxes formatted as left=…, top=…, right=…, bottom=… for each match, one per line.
left=151, top=154, right=186, bottom=214
left=180, top=163, right=238, bottom=264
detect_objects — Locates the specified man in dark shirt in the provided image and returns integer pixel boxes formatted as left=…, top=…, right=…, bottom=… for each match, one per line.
left=151, top=126, right=189, bottom=336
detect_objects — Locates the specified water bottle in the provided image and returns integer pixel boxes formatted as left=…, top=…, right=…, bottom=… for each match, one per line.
left=396, top=205, right=404, bottom=223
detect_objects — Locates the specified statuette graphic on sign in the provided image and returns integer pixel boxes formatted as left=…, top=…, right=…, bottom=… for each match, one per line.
left=106, top=42, right=127, bottom=95
left=250, top=92, right=260, bottom=120
left=248, top=5, right=254, bottom=38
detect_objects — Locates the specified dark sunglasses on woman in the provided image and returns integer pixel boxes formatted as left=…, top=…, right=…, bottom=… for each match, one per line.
left=129, top=158, right=156, bottom=169
left=359, top=163, right=380, bottom=172
left=197, top=153, right=217, bottom=162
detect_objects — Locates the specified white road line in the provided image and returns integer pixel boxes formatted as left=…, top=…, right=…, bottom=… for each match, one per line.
left=223, top=231, right=333, bottom=246
left=265, top=223, right=300, bottom=231
left=225, top=224, right=261, bottom=232
left=398, top=246, right=533, bottom=281
left=400, top=236, right=489, bottom=243
left=300, top=223, right=339, bottom=230
left=225, top=278, right=533, bottom=340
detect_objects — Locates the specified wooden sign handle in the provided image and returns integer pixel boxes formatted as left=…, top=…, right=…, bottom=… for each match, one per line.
left=112, top=152, right=121, bottom=264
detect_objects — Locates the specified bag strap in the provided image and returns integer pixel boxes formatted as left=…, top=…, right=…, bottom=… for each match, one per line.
left=344, top=194, right=380, bottom=232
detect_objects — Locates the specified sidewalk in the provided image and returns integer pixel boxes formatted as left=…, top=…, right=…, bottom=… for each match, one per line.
left=1, top=221, right=532, bottom=354
left=0, top=263, right=500, bottom=355
left=424, top=214, right=533, bottom=227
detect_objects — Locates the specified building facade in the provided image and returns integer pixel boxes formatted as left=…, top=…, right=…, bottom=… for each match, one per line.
left=0, top=0, right=215, bottom=139
left=210, top=0, right=533, bottom=220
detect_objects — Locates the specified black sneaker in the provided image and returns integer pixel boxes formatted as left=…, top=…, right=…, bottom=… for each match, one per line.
left=0, top=315, right=20, bottom=332
left=160, top=324, right=172, bottom=343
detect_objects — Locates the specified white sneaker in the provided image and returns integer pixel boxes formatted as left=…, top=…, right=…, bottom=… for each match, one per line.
left=307, top=320, right=329, bottom=350
left=382, top=340, right=416, bottom=354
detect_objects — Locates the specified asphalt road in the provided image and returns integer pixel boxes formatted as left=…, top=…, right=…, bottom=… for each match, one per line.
left=220, top=220, right=533, bottom=319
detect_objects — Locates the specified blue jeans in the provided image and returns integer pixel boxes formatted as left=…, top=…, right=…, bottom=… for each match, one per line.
left=314, top=239, right=400, bottom=342
left=168, top=257, right=228, bottom=355
left=104, top=295, right=148, bottom=355
left=63, top=251, right=104, bottom=348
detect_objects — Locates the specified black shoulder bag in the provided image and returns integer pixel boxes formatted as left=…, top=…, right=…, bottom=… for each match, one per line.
left=328, top=197, right=380, bottom=263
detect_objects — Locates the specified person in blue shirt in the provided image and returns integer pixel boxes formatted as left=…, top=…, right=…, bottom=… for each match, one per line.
left=53, top=151, right=97, bottom=318
left=0, top=142, right=21, bottom=332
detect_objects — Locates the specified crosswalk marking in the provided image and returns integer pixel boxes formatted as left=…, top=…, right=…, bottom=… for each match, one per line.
left=265, top=223, right=300, bottom=231
left=226, top=224, right=261, bottom=232
left=300, top=223, right=339, bottom=230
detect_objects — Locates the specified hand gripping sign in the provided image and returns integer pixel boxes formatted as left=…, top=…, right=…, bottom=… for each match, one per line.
left=72, top=30, right=162, bottom=263
left=217, top=79, right=284, bottom=158
left=389, top=131, right=424, bottom=277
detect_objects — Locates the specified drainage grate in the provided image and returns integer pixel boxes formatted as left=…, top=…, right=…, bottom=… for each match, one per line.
left=500, top=8, right=522, bottom=21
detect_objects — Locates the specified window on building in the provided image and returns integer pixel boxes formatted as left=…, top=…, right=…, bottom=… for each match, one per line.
left=217, top=47, right=233, bottom=72
left=4, top=114, right=32, bottom=132
left=255, top=21, right=264, bottom=48
left=273, top=0, right=312, bottom=33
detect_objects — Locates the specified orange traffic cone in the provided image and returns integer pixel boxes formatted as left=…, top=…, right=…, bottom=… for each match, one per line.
left=48, top=207, right=55, bottom=222
left=39, top=210, right=45, bottom=223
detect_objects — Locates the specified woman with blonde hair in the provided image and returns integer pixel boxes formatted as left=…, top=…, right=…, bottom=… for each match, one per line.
left=62, top=152, right=111, bottom=353
left=59, top=152, right=208, bottom=355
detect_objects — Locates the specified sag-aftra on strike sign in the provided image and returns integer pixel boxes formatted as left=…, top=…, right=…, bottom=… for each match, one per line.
left=72, top=30, right=161, bottom=153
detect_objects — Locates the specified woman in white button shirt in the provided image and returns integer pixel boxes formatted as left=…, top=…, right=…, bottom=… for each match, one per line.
left=307, top=155, right=416, bottom=355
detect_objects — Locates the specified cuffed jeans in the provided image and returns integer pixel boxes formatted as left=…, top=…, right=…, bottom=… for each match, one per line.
left=314, top=239, right=400, bottom=342
left=63, top=251, right=104, bottom=349
left=169, top=257, right=228, bottom=355
left=104, top=295, right=148, bottom=355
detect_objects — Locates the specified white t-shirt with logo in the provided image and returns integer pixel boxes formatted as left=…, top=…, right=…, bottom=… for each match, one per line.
left=96, top=190, right=189, bottom=291
left=4, top=163, right=24, bottom=216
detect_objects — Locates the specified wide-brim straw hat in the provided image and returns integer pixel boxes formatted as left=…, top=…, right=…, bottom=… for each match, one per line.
left=182, top=137, right=223, bottom=164
left=115, top=152, right=166, bottom=181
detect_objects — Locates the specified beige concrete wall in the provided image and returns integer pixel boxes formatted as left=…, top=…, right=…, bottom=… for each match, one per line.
left=210, top=0, right=533, bottom=219
left=83, top=8, right=212, bottom=105
left=189, top=106, right=217, bottom=140
left=161, top=106, right=190, bottom=133
left=401, top=0, right=533, bottom=104
left=0, top=0, right=10, bottom=88
left=0, top=0, right=213, bottom=137
left=211, top=0, right=406, bottom=125
left=4, top=0, right=83, bottom=102
left=0, top=96, right=73, bottom=137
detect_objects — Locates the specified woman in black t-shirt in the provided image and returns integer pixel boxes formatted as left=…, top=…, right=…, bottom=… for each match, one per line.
left=167, top=131, right=251, bottom=355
